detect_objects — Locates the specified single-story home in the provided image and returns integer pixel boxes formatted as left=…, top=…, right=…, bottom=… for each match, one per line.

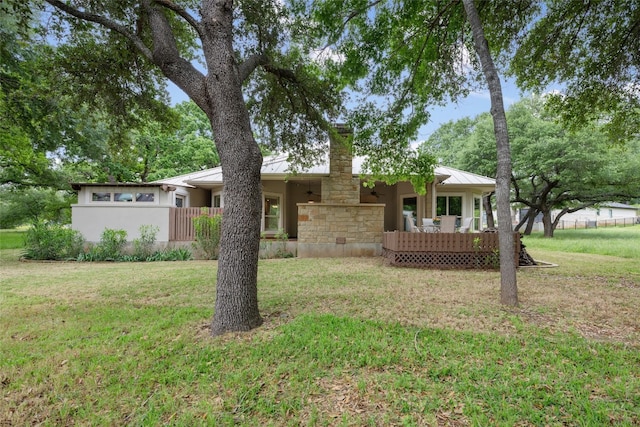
left=517, top=202, right=639, bottom=230
left=71, top=131, right=496, bottom=257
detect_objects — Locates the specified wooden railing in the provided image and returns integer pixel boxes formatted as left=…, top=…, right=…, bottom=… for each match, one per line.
left=169, top=207, right=223, bottom=241
left=382, top=231, right=521, bottom=269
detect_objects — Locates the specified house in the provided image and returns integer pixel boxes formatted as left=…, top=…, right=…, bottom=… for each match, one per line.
left=70, top=131, right=496, bottom=257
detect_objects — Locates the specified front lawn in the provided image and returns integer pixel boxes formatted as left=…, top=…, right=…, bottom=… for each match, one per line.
left=2, top=242, right=639, bottom=425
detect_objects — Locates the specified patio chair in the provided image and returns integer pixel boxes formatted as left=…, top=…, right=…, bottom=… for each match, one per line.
left=458, top=217, right=473, bottom=233
left=439, top=215, right=457, bottom=233
left=422, top=218, right=438, bottom=232
left=406, top=215, right=421, bottom=232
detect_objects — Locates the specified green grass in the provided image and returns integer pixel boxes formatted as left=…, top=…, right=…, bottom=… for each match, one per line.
left=1, top=229, right=640, bottom=425
left=522, top=224, right=640, bottom=259
left=0, top=229, right=25, bottom=250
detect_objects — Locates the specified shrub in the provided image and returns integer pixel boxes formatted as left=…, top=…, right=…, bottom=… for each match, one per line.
left=132, top=225, right=159, bottom=260
left=92, top=228, right=128, bottom=261
left=193, top=210, right=222, bottom=260
left=22, top=222, right=85, bottom=260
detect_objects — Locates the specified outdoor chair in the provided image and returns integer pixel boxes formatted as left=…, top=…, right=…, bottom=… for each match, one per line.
left=422, top=218, right=438, bottom=232
left=439, top=215, right=457, bottom=233
left=407, top=216, right=421, bottom=232
left=458, top=217, right=473, bottom=233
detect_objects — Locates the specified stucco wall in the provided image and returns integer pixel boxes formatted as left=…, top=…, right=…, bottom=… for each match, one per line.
left=71, top=205, right=171, bottom=243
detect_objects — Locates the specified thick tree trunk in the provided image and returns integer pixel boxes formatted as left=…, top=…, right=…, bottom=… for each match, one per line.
left=483, top=193, right=495, bottom=229
left=463, top=0, right=518, bottom=306
left=202, top=0, right=263, bottom=335
left=541, top=210, right=554, bottom=238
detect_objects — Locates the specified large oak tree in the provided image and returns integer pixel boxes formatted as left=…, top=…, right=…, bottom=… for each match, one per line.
left=23, top=0, right=342, bottom=335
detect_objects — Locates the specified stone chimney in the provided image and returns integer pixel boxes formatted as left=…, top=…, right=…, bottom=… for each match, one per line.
left=321, top=125, right=360, bottom=204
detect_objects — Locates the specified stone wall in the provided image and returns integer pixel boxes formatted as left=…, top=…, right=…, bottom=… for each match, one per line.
left=297, top=203, right=385, bottom=257
left=321, top=138, right=360, bottom=204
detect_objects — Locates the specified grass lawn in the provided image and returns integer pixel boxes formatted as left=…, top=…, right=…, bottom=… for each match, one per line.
left=1, top=227, right=639, bottom=425
left=0, top=230, right=25, bottom=250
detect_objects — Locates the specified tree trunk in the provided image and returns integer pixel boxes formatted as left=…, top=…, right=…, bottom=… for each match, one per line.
left=202, top=0, right=263, bottom=335
left=463, top=0, right=518, bottom=306
left=483, top=193, right=495, bottom=229
left=524, top=212, right=537, bottom=235
left=541, top=210, right=554, bottom=238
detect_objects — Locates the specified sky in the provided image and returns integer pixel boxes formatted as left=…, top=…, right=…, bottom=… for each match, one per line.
left=168, top=76, right=526, bottom=144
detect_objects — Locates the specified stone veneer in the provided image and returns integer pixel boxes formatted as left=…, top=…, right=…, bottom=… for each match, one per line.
left=296, top=203, right=385, bottom=257
left=297, top=128, right=385, bottom=258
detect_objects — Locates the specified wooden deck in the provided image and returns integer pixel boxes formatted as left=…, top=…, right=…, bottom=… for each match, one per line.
left=382, top=231, right=521, bottom=269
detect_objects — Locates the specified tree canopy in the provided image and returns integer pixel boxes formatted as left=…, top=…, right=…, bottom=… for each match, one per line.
left=423, top=96, right=640, bottom=237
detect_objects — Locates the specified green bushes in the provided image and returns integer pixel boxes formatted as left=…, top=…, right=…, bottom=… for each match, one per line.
left=77, top=226, right=192, bottom=262
left=192, top=210, right=222, bottom=260
left=22, top=223, right=192, bottom=262
left=22, top=222, right=85, bottom=260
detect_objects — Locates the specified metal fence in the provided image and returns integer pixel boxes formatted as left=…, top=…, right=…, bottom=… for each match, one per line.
left=555, top=217, right=639, bottom=230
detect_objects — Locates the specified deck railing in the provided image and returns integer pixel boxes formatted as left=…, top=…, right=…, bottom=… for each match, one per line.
left=169, top=207, right=223, bottom=241
left=382, top=231, right=521, bottom=269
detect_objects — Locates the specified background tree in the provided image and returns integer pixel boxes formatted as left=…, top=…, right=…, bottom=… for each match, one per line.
left=25, top=0, right=343, bottom=336
left=510, top=0, right=640, bottom=143
left=424, top=96, right=640, bottom=237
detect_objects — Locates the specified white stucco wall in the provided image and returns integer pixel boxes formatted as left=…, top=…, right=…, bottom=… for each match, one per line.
left=71, top=205, right=171, bottom=243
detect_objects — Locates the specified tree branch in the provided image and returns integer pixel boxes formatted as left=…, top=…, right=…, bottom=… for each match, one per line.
left=153, top=0, right=204, bottom=38
left=44, top=0, right=153, bottom=61
left=239, top=54, right=269, bottom=82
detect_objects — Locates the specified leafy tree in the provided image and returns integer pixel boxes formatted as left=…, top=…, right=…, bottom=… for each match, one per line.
left=22, top=0, right=343, bottom=335
left=309, top=0, right=535, bottom=306
left=510, top=0, right=640, bottom=143
left=425, top=96, right=640, bottom=237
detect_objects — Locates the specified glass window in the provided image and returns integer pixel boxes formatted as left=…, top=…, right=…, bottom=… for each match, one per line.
left=264, top=196, right=281, bottom=231
left=136, top=193, right=154, bottom=202
left=175, top=196, right=184, bottom=207
left=213, top=194, right=222, bottom=208
left=92, top=192, right=111, bottom=202
left=437, top=195, right=463, bottom=216
left=114, top=193, right=133, bottom=202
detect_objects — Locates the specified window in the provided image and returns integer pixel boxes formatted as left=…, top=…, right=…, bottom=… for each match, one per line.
left=263, top=195, right=281, bottom=232
left=114, top=192, right=133, bottom=202
left=136, top=193, right=154, bottom=202
left=92, top=192, right=111, bottom=202
left=89, top=189, right=157, bottom=204
left=175, top=196, right=184, bottom=207
left=213, top=194, right=222, bottom=208
left=436, top=196, right=462, bottom=217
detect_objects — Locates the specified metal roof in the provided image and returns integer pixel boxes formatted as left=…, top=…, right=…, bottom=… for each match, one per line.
left=153, top=153, right=496, bottom=188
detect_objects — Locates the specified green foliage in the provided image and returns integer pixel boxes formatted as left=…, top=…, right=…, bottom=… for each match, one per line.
left=192, top=211, right=223, bottom=260
left=22, top=222, right=85, bottom=260
left=132, top=225, right=159, bottom=260
left=510, top=0, right=640, bottom=143
left=92, top=228, right=128, bottom=261
left=0, top=188, right=74, bottom=228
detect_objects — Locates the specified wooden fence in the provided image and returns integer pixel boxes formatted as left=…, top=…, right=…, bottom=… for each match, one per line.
left=382, top=231, right=521, bottom=269
left=169, top=207, right=223, bottom=241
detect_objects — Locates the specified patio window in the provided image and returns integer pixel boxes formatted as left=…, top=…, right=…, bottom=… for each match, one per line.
left=263, top=194, right=281, bottom=233
left=436, top=196, right=462, bottom=217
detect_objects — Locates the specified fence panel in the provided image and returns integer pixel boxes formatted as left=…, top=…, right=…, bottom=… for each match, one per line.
left=169, top=207, right=223, bottom=241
